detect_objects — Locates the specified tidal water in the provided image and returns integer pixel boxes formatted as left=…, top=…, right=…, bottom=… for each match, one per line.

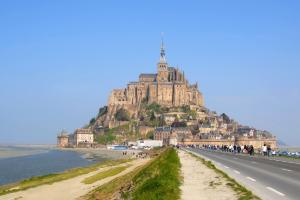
left=0, top=147, right=97, bottom=185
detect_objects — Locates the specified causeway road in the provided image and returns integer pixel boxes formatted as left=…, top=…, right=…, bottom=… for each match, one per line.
left=185, top=147, right=300, bottom=200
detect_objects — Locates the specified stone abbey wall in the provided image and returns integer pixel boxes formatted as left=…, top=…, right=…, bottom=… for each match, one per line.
left=108, top=66, right=204, bottom=109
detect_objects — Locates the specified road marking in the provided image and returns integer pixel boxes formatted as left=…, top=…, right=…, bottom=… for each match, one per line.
left=224, top=166, right=230, bottom=169
left=233, top=170, right=241, bottom=174
left=233, top=157, right=238, bottom=160
left=246, top=177, right=256, bottom=182
left=266, top=187, right=285, bottom=196
left=281, top=168, right=292, bottom=172
left=251, top=161, right=257, bottom=164
left=273, top=160, right=300, bottom=165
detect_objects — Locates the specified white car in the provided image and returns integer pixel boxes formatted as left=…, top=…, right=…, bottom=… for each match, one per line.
left=130, top=146, right=139, bottom=150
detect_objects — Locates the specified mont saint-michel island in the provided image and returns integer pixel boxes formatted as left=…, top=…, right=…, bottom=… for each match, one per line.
left=2, top=42, right=298, bottom=200
left=1, top=41, right=299, bottom=200
left=2, top=2, right=300, bottom=199
left=58, top=42, right=277, bottom=150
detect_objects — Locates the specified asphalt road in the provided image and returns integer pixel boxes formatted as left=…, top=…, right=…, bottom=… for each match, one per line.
left=185, top=148, right=300, bottom=200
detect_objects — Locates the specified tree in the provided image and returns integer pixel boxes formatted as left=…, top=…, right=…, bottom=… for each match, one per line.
left=146, top=103, right=161, bottom=113
left=98, top=106, right=108, bottom=118
left=115, top=108, right=130, bottom=121
left=89, top=118, right=96, bottom=126
left=146, top=131, right=154, bottom=139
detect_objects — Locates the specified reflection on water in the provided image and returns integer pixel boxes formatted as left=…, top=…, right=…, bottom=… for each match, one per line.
left=0, top=148, right=98, bottom=185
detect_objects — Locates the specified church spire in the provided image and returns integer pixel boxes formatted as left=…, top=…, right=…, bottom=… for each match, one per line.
left=159, top=33, right=167, bottom=63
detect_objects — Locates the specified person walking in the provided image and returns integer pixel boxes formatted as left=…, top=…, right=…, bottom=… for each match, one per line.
left=243, top=145, right=248, bottom=154
left=262, top=144, right=268, bottom=156
left=237, top=145, right=241, bottom=154
left=249, top=145, right=254, bottom=156
left=267, top=145, right=271, bottom=157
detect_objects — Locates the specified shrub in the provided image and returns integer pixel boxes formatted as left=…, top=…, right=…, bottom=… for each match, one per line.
left=180, top=105, right=190, bottom=113
left=96, top=133, right=116, bottom=144
left=146, top=103, right=161, bottom=113
left=115, top=108, right=130, bottom=121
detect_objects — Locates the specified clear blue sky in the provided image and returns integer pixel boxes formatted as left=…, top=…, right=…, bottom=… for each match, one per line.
left=0, top=1, right=299, bottom=146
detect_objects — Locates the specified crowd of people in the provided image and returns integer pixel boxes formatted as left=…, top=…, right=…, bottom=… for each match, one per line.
left=201, top=144, right=255, bottom=156
left=198, top=143, right=273, bottom=157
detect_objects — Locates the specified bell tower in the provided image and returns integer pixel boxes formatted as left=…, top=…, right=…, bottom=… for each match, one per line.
left=157, top=37, right=169, bottom=82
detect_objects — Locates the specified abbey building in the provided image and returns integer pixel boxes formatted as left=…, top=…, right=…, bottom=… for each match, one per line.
left=108, top=41, right=204, bottom=112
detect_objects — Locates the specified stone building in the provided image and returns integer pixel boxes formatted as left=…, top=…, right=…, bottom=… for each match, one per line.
left=105, top=41, right=204, bottom=126
left=57, top=130, right=69, bottom=148
left=74, top=128, right=94, bottom=147
left=154, top=126, right=193, bottom=145
left=154, top=126, right=172, bottom=145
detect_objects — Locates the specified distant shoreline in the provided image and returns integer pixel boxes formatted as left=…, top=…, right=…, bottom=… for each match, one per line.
left=0, top=145, right=139, bottom=162
left=0, top=146, right=52, bottom=159
left=59, top=148, right=140, bottom=161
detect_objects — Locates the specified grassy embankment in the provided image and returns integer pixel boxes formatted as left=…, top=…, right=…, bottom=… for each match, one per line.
left=82, top=165, right=130, bottom=184
left=83, top=148, right=181, bottom=200
left=0, top=159, right=131, bottom=196
left=188, top=151, right=260, bottom=200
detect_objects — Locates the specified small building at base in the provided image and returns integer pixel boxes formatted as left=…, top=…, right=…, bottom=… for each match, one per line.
left=57, top=130, right=69, bottom=148
left=74, top=128, right=94, bottom=148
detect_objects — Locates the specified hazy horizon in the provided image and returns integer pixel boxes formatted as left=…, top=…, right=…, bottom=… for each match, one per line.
left=1, top=1, right=299, bottom=146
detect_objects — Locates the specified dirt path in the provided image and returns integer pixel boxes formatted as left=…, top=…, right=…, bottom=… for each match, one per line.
left=1, top=159, right=149, bottom=200
left=179, top=150, right=237, bottom=200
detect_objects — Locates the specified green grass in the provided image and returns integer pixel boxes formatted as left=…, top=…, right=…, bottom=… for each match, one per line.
left=84, top=166, right=143, bottom=200
left=0, top=159, right=131, bottom=196
left=129, top=148, right=181, bottom=200
left=187, top=151, right=260, bottom=200
left=82, top=165, right=129, bottom=184
left=84, top=148, right=181, bottom=200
